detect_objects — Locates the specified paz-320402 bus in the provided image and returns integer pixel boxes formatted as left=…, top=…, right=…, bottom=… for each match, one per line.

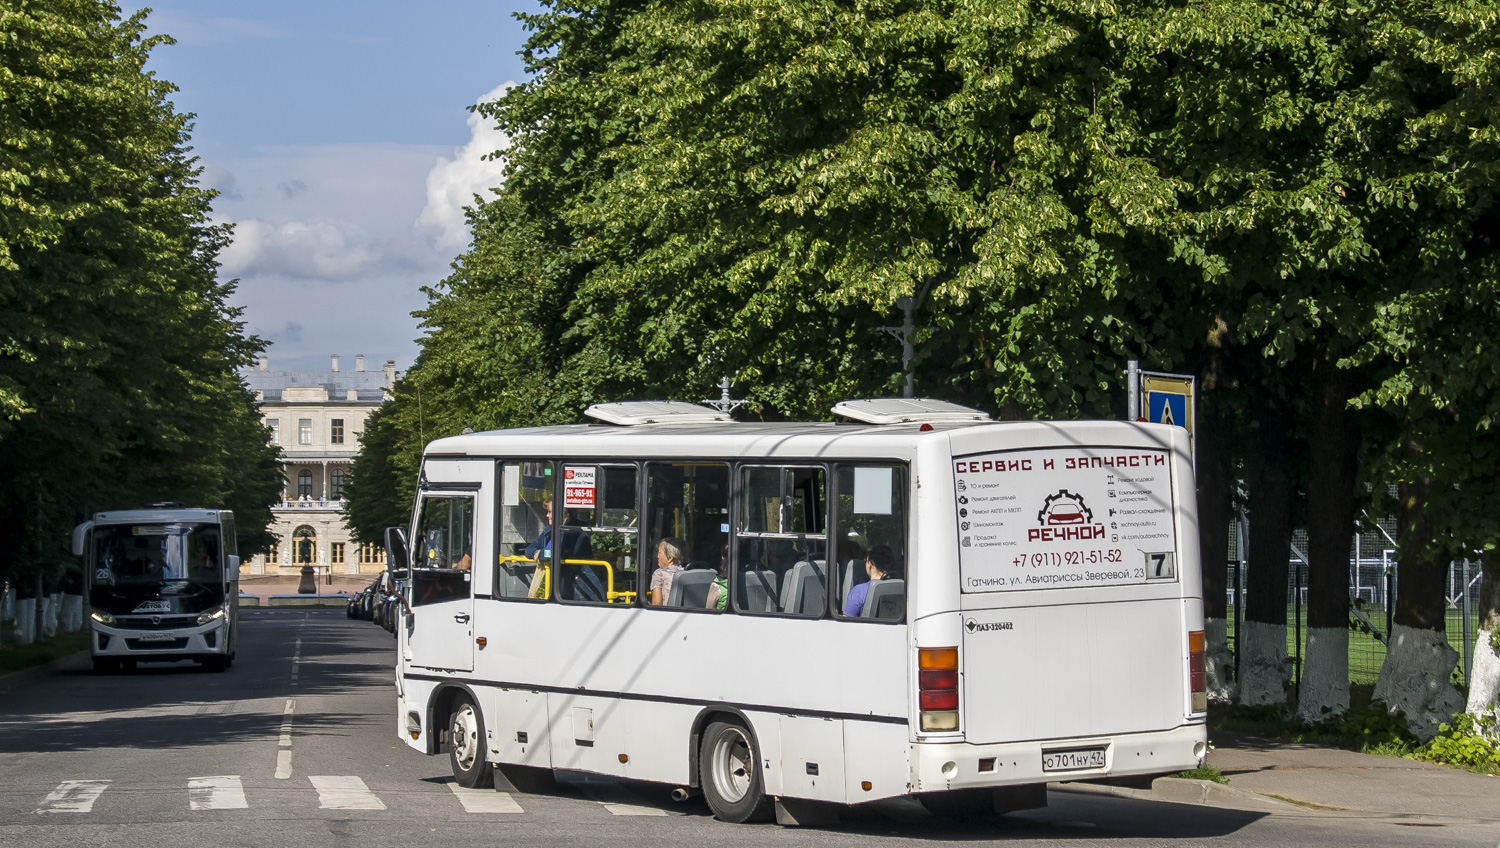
left=385, top=399, right=1207, bottom=824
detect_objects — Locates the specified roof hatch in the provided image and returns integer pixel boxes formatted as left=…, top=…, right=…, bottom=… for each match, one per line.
left=832, top=398, right=992, bottom=425
left=584, top=401, right=733, bottom=426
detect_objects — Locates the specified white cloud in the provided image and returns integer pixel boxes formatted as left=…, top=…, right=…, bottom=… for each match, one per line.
left=417, top=83, right=515, bottom=249
left=220, top=219, right=382, bottom=280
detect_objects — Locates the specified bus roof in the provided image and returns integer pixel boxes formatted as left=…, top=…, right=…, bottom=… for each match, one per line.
left=424, top=418, right=1182, bottom=462
left=92, top=508, right=226, bottom=525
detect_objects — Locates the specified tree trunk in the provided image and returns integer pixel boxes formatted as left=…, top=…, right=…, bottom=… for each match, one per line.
left=1296, top=356, right=1359, bottom=722
left=1464, top=551, right=1499, bottom=719
left=1241, top=431, right=1295, bottom=706
left=1196, top=405, right=1235, bottom=701
left=1373, top=472, right=1464, bottom=739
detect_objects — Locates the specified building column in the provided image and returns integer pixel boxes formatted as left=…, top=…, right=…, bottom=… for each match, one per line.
left=321, top=459, right=328, bottom=500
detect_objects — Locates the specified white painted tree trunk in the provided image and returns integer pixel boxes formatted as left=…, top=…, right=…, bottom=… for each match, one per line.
left=41, top=592, right=60, bottom=638
left=13, top=598, right=36, bottom=645
left=1373, top=624, right=1465, bottom=740
left=1464, top=626, right=1499, bottom=719
left=60, top=594, right=84, bottom=634
left=1295, top=627, right=1349, bottom=723
left=1237, top=620, right=1290, bottom=706
left=1205, top=617, right=1236, bottom=701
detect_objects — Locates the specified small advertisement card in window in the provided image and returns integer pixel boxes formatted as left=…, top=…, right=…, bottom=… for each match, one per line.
left=563, top=466, right=596, bottom=509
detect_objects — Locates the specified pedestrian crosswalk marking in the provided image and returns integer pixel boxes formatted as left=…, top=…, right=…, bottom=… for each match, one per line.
left=573, top=778, right=670, bottom=817
left=189, top=776, right=248, bottom=810
left=309, top=775, right=386, bottom=810
left=448, top=783, right=523, bottom=813
left=36, top=780, right=110, bottom=814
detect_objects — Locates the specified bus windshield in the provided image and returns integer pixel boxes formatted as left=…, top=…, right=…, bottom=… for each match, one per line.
left=92, top=523, right=224, bottom=600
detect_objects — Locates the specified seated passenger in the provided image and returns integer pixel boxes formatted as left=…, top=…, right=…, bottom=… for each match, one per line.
left=842, top=543, right=900, bottom=617
left=705, top=544, right=729, bottom=611
left=648, top=537, right=687, bottom=606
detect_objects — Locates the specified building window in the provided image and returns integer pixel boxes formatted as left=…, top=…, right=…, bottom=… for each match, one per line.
left=359, top=543, right=386, bottom=565
left=331, top=468, right=345, bottom=498
left=330, top=418, right=344, bottom=444
left=266, top=544, right=279, bottom=564
left=297, top=469, right=312, bottom=498
left=267, top=418, right=279, bottom=444
left=330, top=542, right=345, bottom=565
left=299, top=418, right=312, bottom=445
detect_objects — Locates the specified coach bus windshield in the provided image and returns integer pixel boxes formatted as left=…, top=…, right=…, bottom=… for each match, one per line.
left=91, top=523, right=225, bottom=610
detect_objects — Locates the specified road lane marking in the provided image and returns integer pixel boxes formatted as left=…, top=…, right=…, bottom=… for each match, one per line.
left=573, top=779, right=670, bottom=816
left=275, top=698, right=296, bottom=779
left=36, top=780, right=110, bottom=814
left=189, top=776, right=248, bottom=810
left=290, top=637, right=302, bottom=686
left=309, top=776, right=386, bottom=810
left=448, top=783, right=524, bottom=813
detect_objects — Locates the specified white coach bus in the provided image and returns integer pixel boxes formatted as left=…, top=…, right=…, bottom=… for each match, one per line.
left=72, top=505, right=241, bottom=674
left=387, top=399, right=1207, bottom=823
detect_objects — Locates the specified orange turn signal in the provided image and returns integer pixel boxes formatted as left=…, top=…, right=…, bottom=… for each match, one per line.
left=918, top=647, right=958, bottom=670
left=476, top=637, right=488, bottom=647
left=1188, top=631, right=1205, bottom=653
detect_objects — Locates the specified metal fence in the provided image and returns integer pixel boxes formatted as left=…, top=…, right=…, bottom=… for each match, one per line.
left=1221, top=516, right=1486, bottom=692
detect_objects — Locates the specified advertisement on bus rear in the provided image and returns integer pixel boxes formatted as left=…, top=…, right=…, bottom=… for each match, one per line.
left=953, top=447, right=1177, bottom=592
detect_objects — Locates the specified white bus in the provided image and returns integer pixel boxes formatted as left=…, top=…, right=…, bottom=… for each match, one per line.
left=388, top=399, right=1207, bottom=823
left=72, top=506, right=241, bottom=674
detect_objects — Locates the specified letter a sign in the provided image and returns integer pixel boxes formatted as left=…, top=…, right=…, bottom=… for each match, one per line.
left=1142, top=373, right=1194, bottom=435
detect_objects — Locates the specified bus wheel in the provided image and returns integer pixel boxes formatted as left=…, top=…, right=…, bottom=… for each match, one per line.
left=91, top=658, right=117, bottom=675
left=448, top=697, right=493, bottom=788
left=204, top=656, right=228, bottom=673
left=699, top=720, right=773, bottom=823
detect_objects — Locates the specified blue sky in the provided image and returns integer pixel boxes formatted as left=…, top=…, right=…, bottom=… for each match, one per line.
left=121, top=1, right=544, bottom=371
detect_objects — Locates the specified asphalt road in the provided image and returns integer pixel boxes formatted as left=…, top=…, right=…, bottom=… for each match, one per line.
left=0, top=610, right=1493, bottom=847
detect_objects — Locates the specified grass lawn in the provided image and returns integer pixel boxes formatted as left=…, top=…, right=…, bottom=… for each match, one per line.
left=0, top=630, right=90, bottom=677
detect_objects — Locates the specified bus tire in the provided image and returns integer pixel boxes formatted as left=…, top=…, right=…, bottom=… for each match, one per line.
left=204, top=655, right=228, bottom=673
left=448, top=696, right=493, bottom=788
left=92, top=658, right=117, bottom=675
left=699, top=720, right=773, bottom=823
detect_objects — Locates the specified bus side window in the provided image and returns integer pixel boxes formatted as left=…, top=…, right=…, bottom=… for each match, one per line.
left=645, top=463, right=729, bottom=609
left=557, top=464, right=639, bottom=605
left=495, top=461, right=553, bottom=600
left=735, top=465, right=827, bottom=617
left=834, top=465, right=907, bottom=622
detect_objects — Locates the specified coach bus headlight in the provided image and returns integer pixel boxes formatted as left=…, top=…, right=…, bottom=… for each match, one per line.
left=90, top=609, right=116, bottom=626
left=918, top=647, right=961, bottom=732
left=196, top=606, right=226, bottom=626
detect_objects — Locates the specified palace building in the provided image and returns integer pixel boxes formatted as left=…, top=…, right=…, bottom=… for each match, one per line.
left=241, top=353, right=402, bottom=577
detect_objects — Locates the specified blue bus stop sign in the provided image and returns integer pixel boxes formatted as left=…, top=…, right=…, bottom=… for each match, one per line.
left=1147, top=391, right=1188, bottom=428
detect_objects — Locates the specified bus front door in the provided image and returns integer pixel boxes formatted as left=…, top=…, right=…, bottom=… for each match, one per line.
left=408, top=495, right=476, bottom=673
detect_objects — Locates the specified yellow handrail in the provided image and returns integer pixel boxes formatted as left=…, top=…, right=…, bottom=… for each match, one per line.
left=495, top=554, right=636, bottom=603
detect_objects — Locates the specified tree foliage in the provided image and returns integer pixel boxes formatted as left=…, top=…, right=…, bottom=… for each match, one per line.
left=0, top=0, right=282, bottom=590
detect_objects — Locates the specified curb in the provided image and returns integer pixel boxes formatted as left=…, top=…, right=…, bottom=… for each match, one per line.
left=1149, top=777, right=1284, bottom=806
left=0, top=649, right=91, bottom=693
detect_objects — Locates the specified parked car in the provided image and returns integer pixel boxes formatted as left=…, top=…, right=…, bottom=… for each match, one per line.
left=359, top=579, right=380, bottom=621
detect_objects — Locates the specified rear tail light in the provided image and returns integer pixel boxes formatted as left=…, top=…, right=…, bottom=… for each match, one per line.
left=918, top=647, right=959, bottom=732
left=1188, top=630, right=1207, bottom=713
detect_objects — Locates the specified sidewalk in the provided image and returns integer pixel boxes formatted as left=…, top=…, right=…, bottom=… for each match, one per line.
left=1170, top=730, right=1500, bottom=821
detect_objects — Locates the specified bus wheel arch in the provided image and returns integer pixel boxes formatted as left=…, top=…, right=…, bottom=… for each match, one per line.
left=428, top=683, right=484, bottom=758
left=696, top=712, right=774, bottom=823
left=687, top=706, right=758, bottom=789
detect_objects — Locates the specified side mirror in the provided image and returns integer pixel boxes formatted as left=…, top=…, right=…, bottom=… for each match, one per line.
left=72, top=521, right=93, bottom=558
left=226, top=555, right=240, bottom=582
left=383, top=526, right=410, bottom=574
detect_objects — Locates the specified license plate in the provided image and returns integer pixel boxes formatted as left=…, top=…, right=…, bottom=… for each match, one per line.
left=137, top=633, right=175, bottom=642
left=1042, top=747, right=1107, bottom=772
